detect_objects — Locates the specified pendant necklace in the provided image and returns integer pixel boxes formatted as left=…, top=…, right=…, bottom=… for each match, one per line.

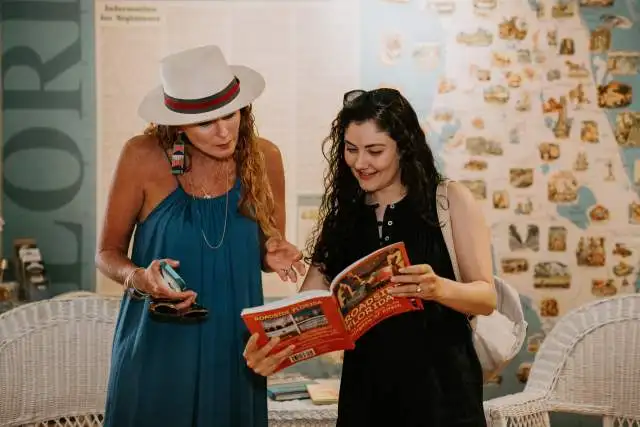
left=187, top=163, right=230, bottom=250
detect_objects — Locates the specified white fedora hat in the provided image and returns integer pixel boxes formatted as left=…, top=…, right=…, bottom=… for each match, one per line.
left=138, top=45, right=265, bottom=126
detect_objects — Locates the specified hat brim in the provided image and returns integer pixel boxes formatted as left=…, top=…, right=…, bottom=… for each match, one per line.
left=137, top=65, right=265, bottom=126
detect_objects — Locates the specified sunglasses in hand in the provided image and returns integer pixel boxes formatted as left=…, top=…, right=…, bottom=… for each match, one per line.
left=148, top=261, right=209, bottom=323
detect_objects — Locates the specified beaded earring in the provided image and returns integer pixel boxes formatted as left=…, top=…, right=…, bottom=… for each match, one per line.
left=171, top=133, right=186, bottom=175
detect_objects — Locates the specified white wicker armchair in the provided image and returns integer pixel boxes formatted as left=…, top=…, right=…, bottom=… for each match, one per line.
left=0, top=295, right=121, bottom=427
left=484, top=294, right=640, bottom=427
left=0, top=295, right=337, bottom=427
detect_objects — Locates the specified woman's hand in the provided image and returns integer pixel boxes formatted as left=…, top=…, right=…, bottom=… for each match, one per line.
left=387, top=264, right=448, bottom=301
left=243, top=333, right=296, bottom=376
left=264, top=237, right=307, bottom=282
left=130, top=259, right=197, bottom=310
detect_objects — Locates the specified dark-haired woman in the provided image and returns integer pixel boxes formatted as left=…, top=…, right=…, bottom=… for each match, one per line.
left=244, top=88, right=496, bottom=426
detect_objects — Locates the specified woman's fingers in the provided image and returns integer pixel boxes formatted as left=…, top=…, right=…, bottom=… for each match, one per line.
left=271, top=344, right=296, bottom=364
left=280, top=259, right=306, bottom=282
left=387, top=284, right=420, bottom=297
left=256, top=336, right=282, bottom=360
left=162, top=258, right=180, bottom=268
left=398, top=264, right=433, bottom=275
left=245, top=336, right=280, bottom=368
left=293, top=260, right=307, bottom=276
left=173, top=293, right=197, bottom=310
left=276, top=269, right=289, bottom=282
left=148, top=259, right=195, bottom=301
left=253, top=344, right=296, bottom=376
left=154, top=286, right=196, bottom=301
left=243, top=334, right=296, bottom=376
left=147, top=260, right=167, bottom=295
left=243, top=333, right=260, bottom=359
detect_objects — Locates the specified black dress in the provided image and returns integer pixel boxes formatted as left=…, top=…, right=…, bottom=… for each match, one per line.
left=331, top=195, right=486, bottom=427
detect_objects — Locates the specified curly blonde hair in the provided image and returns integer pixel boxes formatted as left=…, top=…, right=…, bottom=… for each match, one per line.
left=143, top=105, right=279, bottom=240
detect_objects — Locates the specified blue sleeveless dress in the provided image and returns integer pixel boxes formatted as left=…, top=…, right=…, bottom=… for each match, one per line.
left=104, top=179, right=267, bottom=427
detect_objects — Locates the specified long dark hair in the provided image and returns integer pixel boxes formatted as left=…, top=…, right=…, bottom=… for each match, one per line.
left=306, top=88, right=445, bottom=280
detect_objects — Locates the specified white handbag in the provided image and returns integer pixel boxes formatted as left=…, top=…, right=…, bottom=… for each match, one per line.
left=436, top=180, right=527, bottom=383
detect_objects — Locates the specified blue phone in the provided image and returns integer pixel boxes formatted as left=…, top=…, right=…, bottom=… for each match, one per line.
left=159, top=261, right=187, bottom=292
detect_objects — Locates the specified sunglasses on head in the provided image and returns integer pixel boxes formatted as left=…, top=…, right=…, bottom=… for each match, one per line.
left=342, top=88, right=402, bottom=106
left=343, top=89, right=367, bottom=106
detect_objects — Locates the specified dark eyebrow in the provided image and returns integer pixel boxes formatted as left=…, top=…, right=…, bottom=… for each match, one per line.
left=344, top=140, right=386, bottom=149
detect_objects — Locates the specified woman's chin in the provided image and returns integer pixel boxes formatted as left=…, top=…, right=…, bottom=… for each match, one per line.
left=201, top=144, right=236, bottom=160
left=358, top=180, right=379, bottom=192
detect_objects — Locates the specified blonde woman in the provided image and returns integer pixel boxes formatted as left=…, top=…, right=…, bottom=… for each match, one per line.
left=96, top=45, right=304, bottom=427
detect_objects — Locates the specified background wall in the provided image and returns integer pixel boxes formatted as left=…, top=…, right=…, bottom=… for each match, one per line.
left=93, top=0, right=360, bottom=297
left=1, top=0, right=96, bottom=294
left=0, top=18, right=3, bottom=254
left=3, top=0, right=640, bottom=424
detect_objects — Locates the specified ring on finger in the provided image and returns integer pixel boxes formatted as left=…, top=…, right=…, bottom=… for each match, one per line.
left=416, top=285, right=422, bottom=294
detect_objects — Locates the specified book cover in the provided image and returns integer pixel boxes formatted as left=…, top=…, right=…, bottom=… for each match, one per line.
left=241, top=242, right=423, bottom=372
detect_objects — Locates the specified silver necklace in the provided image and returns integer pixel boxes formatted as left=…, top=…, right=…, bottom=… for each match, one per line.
left=187, top=164, right=230, bottom=250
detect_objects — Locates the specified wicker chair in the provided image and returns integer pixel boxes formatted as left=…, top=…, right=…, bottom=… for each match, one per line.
left=484, top=294, right=640, bottom=427
left=0, top=295, right=121, bottom=427
left=0, top=295, right=338, bottom=427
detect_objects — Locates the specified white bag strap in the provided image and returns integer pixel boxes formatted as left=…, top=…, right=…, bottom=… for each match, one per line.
left=436, top=180, right=461, bottom=282
left=436, top=181, right=526, bottom=328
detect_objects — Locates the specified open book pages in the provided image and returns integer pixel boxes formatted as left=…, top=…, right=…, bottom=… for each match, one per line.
left=240, top=241, right=422, bottom=371
left=329, top=241, right=409, bottom=292
left=328, top=241, right=422, bottom=341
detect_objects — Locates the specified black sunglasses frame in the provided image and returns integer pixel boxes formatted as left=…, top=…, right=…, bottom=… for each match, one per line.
left=149, top=298, right=209, bottom=323
left=342, top=88, right=403, bottom=107
left=343, top=89, right=367, bottom=106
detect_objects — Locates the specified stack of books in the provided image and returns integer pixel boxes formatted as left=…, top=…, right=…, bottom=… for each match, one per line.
left=267, top=375, right=340, bottom=405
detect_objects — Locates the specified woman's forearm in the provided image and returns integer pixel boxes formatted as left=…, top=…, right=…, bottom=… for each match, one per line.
left=259, top=230, right=273, bottom=273
left=298, top=265, right=330, bottom=292
left=260, top=247, right=275, bottom=273
left=95, top=249, right=139, bottom=288
left=438, top=278, right=496, bottom=316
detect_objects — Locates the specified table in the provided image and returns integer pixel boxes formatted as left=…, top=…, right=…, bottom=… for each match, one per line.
left=268, top=399, right=338, bottom=427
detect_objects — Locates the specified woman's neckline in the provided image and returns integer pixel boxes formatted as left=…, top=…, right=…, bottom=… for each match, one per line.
left=178, top=177, right=240, bottom=201
left=364, top=193, right=407, bottom=208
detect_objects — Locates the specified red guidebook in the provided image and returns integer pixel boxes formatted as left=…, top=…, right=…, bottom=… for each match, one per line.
left=241, top=241, right=423, bottom=372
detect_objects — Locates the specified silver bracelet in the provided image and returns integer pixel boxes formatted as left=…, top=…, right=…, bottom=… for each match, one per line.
left=124, top=267, right=147, bottom=297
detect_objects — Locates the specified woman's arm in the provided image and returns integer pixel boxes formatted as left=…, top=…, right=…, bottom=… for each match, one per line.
left=258, top=137, right=286, bottom=236
left=95, top=135, right=150, bottom=286
left=298, top=265, right=330, bottom=292
left=258, top=137, right=288, bottom=274
left=257, top=138, right=306, bottom=281
left=438, top=181, right=496, bottom=316
left=96, top=135, right=231, bottom=305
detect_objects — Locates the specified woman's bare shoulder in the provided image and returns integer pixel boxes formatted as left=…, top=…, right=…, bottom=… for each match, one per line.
left=122, top=133, right=163, bottom=157
left=257, top=137, right=282, bottom=159
left=116, top=134, right=167, bottom=169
